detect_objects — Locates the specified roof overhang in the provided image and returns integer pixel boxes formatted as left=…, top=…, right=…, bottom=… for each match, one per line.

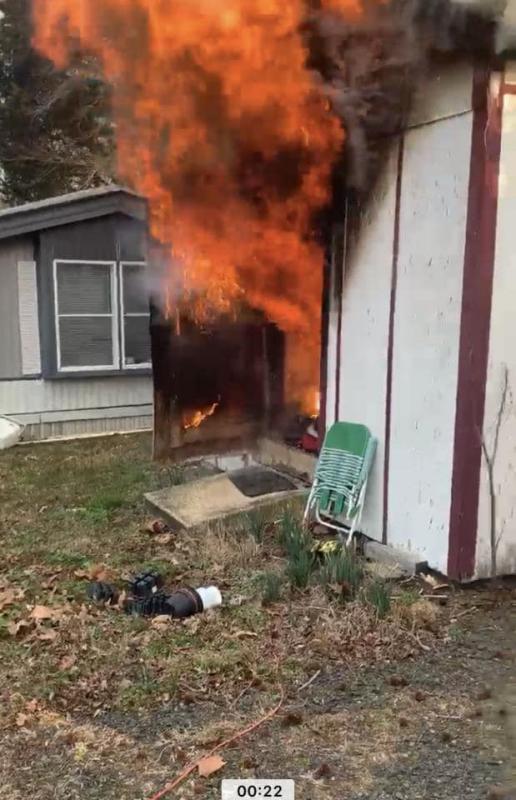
left=0, top=186, right=148, bottom=242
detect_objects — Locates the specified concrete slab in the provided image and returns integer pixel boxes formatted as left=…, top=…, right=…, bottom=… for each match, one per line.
left=363, top=539, right=428, bottom=577
left=145, top=471, right=307, bottom=530
left=365, top=560, right=408, bottom=581
left=256, top=438, right=317, bottom=480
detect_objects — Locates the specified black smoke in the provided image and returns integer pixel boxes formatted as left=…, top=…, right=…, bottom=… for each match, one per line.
left=305, top=0, right=514, bottom=192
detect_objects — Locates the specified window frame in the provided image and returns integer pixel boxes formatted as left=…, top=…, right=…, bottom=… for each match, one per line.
left=119, top=261, right=152, bottom=370
left=53, top=259, right=120, bottom=374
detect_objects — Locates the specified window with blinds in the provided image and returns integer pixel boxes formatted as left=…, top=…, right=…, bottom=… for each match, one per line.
left=120, top=262, right=151, bottom=368
left=54, top=261, right=118, bottom=371
left=53, top=259, right=150, bottom=373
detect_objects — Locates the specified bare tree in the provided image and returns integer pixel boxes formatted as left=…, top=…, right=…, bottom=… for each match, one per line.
left=480, top=365, right=510, bottom=578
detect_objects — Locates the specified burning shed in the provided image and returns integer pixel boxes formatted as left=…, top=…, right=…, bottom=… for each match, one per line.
left=325, top=60, right=516, bottom=580
left=31, top=0, right=516, bottom=580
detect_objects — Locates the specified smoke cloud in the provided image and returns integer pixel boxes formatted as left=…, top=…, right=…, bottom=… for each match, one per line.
left=308, top=0, right=515, bottom=191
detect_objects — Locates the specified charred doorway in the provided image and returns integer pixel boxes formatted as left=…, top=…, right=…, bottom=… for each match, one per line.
left=151, top=305, right=285, bottom=461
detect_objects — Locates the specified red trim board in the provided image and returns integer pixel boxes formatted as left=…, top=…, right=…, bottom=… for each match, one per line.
left=448, top=68, right=503, bottom=580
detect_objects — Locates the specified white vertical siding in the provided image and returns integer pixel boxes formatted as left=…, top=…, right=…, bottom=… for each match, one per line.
left=17, top=261, right=42, bottom=375
left=335, top=146, right=399, bottom=540
left=387, top=112, right=472, bottom=571
left=323, top=66, right=482, bottom=575
left=477, top=87, right=516, bottom=578
left=0, top=238, right=33, bottom=378
left=325, top=234, right=341, bottom=430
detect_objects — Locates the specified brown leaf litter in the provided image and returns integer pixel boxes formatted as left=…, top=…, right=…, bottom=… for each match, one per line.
left=0, top=585, right=25, bottom=611
left=30, top=605, right=63, bottom=621
left=197, top=754, right=226, bottom=777
left=74, top=564, right=118, bottom=582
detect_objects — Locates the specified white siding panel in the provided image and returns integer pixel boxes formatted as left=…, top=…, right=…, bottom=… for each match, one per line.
left=409, top=62, right=473, bottom=127
left=387, top=113, right=472, bottom=571
left=325, top=234, right=341, bottom=430
left=335, top=145, right=399, bottom=541
left=477, top=91, right=516, bottom=578
left=0, top=376, right=153, bottom=417
left=17, top=261, right=42, bottom=375
left=325, top=310, right=338, bottom=429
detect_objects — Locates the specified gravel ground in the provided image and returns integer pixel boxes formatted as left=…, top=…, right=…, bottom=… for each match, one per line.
left=343, top=600, right=516, bottom=800
left=221, top=595, right=516, bottom=800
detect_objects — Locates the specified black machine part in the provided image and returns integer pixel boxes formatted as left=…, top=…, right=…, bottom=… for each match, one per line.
left=124, top=587, right=204, bottom=619
left=128, top=571, right=164, bottom=598
left=86, top=582, right=119, bottom=604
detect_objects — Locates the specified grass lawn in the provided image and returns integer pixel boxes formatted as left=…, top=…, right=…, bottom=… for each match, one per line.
left=0, top=433, right=515, bottom=800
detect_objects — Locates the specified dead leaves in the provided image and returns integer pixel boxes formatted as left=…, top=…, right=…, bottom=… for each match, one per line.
left=183, top=616, right=202, bottom=634
left=7, top=619, right=31, bottom=637
left=14, top=699, right=40, bottom=730
left=0, top=588, right=16, bottom=611
left=59, top=654, right=77, bottom=671
left=144, top=520, right=176, bottom=548
left=197, top=754, right=226, bottom=777
left=151, top=615, right=173, bottom=630
left=145, top=519, right=172, bottom=536
left=38, top=629, right=58, bottom=643
left=31, top=604, right=62, bottom=621
left=231, top=630, right=259, bottom=640
left=41, top=573, right=62, bottom=590
left=154, top=533, right=175, bottom=546
left=0, top=585, right=25, bottom=611
left=74, top=564, right=117, bottom=583
left=6, top=602, right=69, bottom=644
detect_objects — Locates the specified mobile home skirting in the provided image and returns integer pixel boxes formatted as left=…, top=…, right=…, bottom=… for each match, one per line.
left=0, top=376, right=153, bottom=441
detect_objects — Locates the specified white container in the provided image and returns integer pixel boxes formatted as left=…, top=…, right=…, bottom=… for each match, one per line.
left=196, top=586, right=222, bottom=611
left=0, top=417, right=23, bottom=450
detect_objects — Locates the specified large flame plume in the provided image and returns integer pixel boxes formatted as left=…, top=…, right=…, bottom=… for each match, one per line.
left=33, top=0, right=362, bottom=412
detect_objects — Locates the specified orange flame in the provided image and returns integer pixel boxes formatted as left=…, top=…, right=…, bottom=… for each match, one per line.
left=183, top=402, right=219, bottom=431
left=33, top=0, right=362, bottom=414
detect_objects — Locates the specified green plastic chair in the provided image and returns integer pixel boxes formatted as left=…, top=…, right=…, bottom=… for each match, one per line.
left=304, top=422, right=377, bottom=545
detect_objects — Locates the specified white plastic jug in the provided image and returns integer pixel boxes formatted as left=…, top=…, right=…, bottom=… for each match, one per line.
left=0, top=417, right=23, bottom=450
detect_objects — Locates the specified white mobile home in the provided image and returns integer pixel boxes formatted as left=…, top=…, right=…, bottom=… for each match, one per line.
left=0, top=186, right=153, bottom=440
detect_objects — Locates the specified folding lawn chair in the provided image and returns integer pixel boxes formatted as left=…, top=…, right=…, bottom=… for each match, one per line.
left=304, top=422, right=377, bottom=546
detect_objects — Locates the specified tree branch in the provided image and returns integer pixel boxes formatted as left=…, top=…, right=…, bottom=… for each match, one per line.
left=480, top=365, right=510, bottom=578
